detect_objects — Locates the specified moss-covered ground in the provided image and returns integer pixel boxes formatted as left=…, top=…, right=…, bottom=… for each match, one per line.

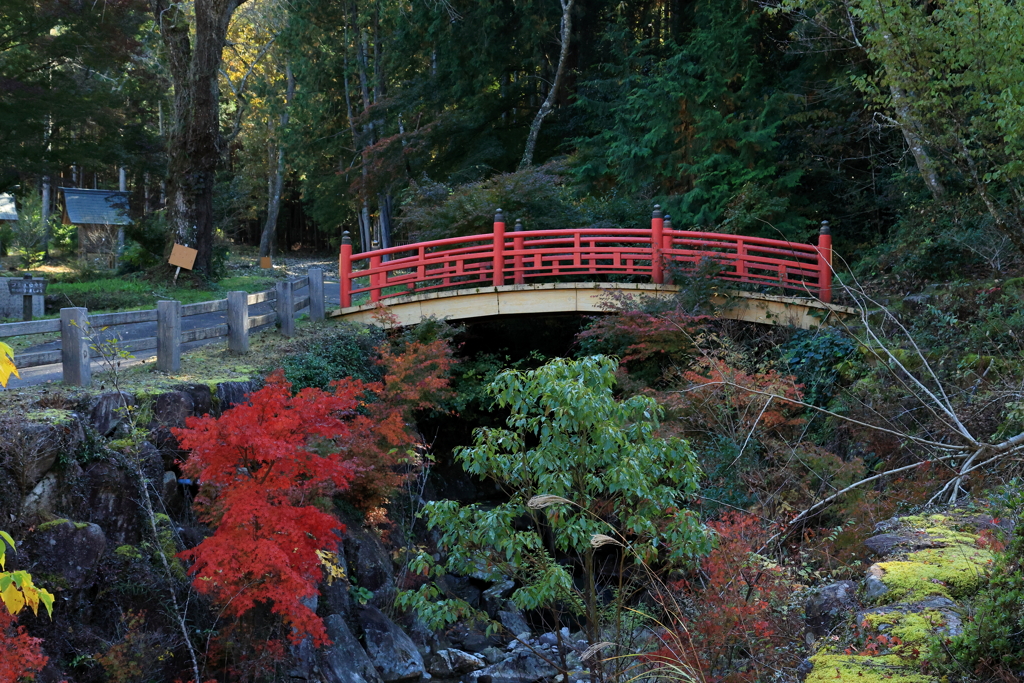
left=0, top=318, right=346, bottom=418
left=807, top=512, right=996, bottom=683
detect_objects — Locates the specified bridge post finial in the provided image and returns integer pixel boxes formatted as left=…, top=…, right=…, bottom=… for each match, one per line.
left=663, top=214, right=673, bottom=230
left=652, top=204, right=663, bottom=219
left=495, top=208, right=504, bottom=223
left=817, top=220, right=833, bottom=304
left=514, top=219, right=524, bottom=232
left=340, top=231, right=353, bottom=308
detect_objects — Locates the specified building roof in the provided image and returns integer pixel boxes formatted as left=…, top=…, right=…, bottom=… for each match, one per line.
left=61, top=188, right=131, bottom=225
left=0, top=193, right=16, bottom=222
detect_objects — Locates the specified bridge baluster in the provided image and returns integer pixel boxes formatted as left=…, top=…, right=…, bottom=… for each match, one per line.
left=340, top=231, right=352, bottom=308
left=663, top=214, right=674, bottom=284
left=370, top=253, right=381, bottom=303
left=493, top=209, right=506, bottom=287
left=651, top=205, right=664, bottom=284
left=513, top=219, right=525, bottom=285
left=736, top=238, right=747, bottom=283
left=818, top=220, right=833, bottom=303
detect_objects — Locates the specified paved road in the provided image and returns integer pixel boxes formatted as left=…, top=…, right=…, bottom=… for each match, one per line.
left=4, top=282, right=342, bottom=389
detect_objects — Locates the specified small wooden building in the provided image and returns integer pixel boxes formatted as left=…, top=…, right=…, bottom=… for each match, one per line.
left=61, top=188, right=130, bottom=269
left=0, top=193, right=16, bottom=223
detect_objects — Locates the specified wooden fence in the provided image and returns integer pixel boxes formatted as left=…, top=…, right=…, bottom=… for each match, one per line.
left=0, top=268, right=325, bottom=387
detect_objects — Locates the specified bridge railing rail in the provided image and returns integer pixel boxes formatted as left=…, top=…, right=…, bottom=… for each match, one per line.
left=339, top=207, right=833, bottom=307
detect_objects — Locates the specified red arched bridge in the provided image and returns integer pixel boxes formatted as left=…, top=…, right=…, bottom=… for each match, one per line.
left=333, top=207, right=850, bottom=329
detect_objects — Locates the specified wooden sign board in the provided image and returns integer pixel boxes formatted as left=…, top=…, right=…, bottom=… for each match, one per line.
left=169, top=244, right=198, bottom=270
left=260, top=256, right=272, bottom=269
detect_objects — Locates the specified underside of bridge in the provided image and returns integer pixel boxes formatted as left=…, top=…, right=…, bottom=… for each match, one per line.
left=329, top=282, right=855, bottom=329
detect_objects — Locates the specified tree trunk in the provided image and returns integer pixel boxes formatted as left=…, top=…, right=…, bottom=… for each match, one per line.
left=154, top=0, right=248, bottom=276
left=519, top=0, right=574, bottom=170
left=259, top=64, right=295, bottom=258
left=889, top=84, right=945, bottom=201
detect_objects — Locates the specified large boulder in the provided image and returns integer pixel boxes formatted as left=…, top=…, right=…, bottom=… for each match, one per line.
left=428, top=649, right=486, bottom=677
left=482, top=579, right=515, bottom=616
left=9, top=416, right=84, bottom=489
left=151, top=391, right=195, bottom=428
left=466, top=650, right=558, bottom=683
left=320, top=614, right=383, bottom=683
left=805, top=580, right=859, bottom=638
left=216, top=380, right=258, bottom=414
left=21, top=472, right=59, bottom=518
left=176, top=384, right=214, bottom=418
left=83, top=462, right=141, bottom=545
left=344, top=527, right=396, bottom=607
left=90, top=392, right=136, bottom=437
left=25, top=520, right=106, bottom=589
left=358, top=605, right=425, bottom=682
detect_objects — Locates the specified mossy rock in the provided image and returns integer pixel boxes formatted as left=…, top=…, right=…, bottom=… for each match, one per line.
left=805, top=653, right=931, bottom=683
left=868, top=515, right=994, bottom=605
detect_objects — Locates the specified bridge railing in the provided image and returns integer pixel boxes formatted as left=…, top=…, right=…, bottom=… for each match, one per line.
left=339, top=207, right=834, bottom=307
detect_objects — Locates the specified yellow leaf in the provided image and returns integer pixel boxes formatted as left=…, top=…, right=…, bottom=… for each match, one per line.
left=23, top=584, right=39, bottom=615
left=2, top=581, right=25, bottom=615
left=0, top=341, right=18, bottom=388
left=38, top=588, right=54, bottom=619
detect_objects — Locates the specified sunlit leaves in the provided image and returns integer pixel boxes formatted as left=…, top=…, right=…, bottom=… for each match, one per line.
left=0, top=342, right=18, bottom=388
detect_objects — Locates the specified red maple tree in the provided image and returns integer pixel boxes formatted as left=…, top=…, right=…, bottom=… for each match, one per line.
left=0, top=610, right=48, bottom=682
left=173, top=371, right=359, bottom=646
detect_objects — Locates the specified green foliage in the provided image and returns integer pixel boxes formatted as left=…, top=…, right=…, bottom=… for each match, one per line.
left=400, top=356, right=710, bottom=640
left=281, top=323, right=385, bottom=391
left=8, top=192, right=57, bottom=266
left=119, top=213, right=172, bottom=275
left=572, top=6, right=806, bottom=238
left=940, top=482, right=1024, bottom=679
left=781, top=328, right=858, bottom=407
left=842, top=0, right=1024, bottom=250
left=399, top=163, right=586, bottom=240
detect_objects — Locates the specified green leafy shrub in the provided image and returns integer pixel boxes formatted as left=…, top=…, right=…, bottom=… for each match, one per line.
left=281, top=323, right=385, bottom=391
left=119, top=212, right=172, bottom=274
left=398, top=356, right=710, bottom=648
left=781, top=328, right=858, bottom=407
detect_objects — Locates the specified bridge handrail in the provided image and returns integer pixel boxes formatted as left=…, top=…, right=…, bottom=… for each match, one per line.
left=339, top=208, right=834, bottom=307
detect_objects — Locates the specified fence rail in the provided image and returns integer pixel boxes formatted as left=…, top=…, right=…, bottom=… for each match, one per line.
left=338, top=207, right=834, bottom=307
left=1, top=268, right=326, bottom=387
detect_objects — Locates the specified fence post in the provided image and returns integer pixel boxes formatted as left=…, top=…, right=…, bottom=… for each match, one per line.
left=651, top=204, right=664, bottom=284
left=60, top=307, right=91, bottom=387
left=308, top=268, right=325, bottom=321
left=157, top=300, right=181, bottom=373
left=277, top=280, right=295, bottom=337
left=340, top=231, right=352, bottom=308
left=513, top=219, right=525, bottom=285
left=227, top=291, right=249, bottom=354
left=492, top=208, right=505, bottom=287
left=817, top=220, right=833, bottom=304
